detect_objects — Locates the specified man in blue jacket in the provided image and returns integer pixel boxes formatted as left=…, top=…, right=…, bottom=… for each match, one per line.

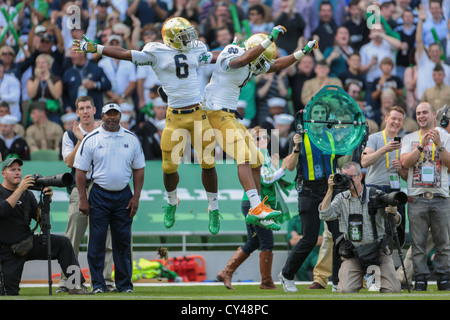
left=62, top=49, right=111, bottom=119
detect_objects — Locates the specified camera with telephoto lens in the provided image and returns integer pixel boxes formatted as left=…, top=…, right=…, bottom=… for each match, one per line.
left=29, top=173, right=74, bottom=191
left=368, top=190, right=408, bottom=215
left=333, top=173, right=352, bottom=189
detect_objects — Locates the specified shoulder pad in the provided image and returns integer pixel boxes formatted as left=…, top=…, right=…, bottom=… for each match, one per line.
left=141, top=42, right=165, bottom=53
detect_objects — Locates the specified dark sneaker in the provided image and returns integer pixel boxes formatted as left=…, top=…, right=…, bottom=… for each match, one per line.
left=56, top=286, right=68, bottom=293
left=106, top=284, right=117, bottom=292
left=89, top=287, right=105, bottom=294
left=121, top=288, right=133, bottom=293
left=414, top=280, right=427, bottom=291
left=438, top=277, right=450, bottom=291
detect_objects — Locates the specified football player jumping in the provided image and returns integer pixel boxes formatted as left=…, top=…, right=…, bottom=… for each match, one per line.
left=202, top=30, right=317, bottom=230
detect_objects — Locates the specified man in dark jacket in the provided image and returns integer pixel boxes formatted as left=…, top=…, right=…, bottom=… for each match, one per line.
left=0, top=115, right=30, bottom=161
left=62, top=49, right=111, bottom=119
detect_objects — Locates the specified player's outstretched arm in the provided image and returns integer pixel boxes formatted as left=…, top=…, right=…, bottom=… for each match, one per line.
left=228, top=25, right=286, bottom=69
left=73, top=34, right=132, bottom=61
left=269, top=39, right=318, bottom=73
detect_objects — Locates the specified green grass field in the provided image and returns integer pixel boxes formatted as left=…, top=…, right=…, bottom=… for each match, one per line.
left=6, top=282, right=450, bottom=300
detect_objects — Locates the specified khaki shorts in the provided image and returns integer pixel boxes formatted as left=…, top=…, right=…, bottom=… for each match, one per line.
left=206, top=110, right=263, bottom=168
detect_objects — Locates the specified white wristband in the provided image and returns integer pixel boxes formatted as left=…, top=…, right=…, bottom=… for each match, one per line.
left=97, top=44, right=104, bottom=55
left=260, top=38, right=272, bottom=49
left=293, top=49, right=305, bottom=60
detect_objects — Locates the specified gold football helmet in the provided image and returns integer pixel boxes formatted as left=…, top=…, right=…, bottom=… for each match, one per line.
left=244, top=33, right=277, bottom=73
left=161, top=17, right=198, bottom=51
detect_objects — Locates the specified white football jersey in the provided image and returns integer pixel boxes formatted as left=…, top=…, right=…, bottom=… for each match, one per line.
left=203, top=44, right=266, bottom=111
left=132, top=41, right=212, bottom=108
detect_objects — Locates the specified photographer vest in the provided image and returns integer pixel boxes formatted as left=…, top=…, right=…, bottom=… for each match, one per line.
left=296, top=132, right=337, bottom=190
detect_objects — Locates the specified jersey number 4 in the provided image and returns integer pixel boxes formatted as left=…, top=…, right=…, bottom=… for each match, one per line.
left=174, top=54, right=189, bottom=79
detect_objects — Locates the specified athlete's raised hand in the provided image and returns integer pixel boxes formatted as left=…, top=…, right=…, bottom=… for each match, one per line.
left=268, top=25, right=287, bottom=42
left=73, top=34, right=98, bottom=53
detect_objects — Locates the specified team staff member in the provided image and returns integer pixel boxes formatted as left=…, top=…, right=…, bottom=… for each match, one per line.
left=0, top=158, right=87, bottom=295
left=74, top=103, right=145, bottom=294
left=57, top=96, right=114, bottom=293
left=73, top=17, right=222, bottom=234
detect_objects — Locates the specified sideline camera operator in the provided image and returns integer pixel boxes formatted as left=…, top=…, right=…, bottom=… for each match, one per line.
left=0, top=158, right=87, bottom=295
left=319, top=162, right=402, bottom=293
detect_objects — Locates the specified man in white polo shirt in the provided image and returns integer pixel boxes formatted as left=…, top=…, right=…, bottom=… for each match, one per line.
left=74, top=102, right=145, bottom=294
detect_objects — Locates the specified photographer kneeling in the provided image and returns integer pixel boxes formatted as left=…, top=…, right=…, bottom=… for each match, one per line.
left=0, top=158, right=87, bottom=295
left=319, top=162, right=402, bottom=293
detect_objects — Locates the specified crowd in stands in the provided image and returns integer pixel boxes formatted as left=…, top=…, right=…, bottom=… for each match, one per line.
left=0, top=0, right=449, bottom=162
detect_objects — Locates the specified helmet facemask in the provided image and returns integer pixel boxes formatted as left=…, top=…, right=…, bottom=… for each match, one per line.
left=171, top=26, right=198, bottom=51
left=245, top=33, right=276, bottom=74
left=249, top=53, right=274, bottom=74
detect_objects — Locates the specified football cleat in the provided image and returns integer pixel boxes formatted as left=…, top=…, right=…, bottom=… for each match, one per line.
left=163, top=198, right=179, bottom=228
left=208, top=208, right=223, bottom=235
left=245, top=196, right=282, bottom=225
left=252, top=219, right=281, bottom=231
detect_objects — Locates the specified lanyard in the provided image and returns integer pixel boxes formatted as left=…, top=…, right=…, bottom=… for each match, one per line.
left=304, top=133, right=335, bottom=180
left=382, top=130, right=398, bottom=169
left=418, top=130, right=435, bottom=161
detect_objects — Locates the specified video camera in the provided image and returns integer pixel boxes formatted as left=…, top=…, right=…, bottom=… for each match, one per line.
left=368, top=190, right=408, bottom=215
left=29, top=173, right=74, bottom=191
left=333, top=173, right=352, bottom=189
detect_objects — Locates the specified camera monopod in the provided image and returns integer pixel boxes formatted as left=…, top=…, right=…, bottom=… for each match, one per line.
left=38, top=192, right=53, bottom=295
left=34, top=172, right=74, bottom=295
left=388, top=213, right=410, bottom=293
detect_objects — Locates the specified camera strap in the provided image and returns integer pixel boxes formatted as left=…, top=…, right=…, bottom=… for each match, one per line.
left=346, top=187, right=379, bottom=244
left=368, top=187, right=379, bottom=246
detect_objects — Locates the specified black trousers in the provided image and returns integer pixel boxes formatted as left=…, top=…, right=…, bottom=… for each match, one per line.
left=0, top=234, right=84, bottom=295
left=282, top=189, right=342, bottom=285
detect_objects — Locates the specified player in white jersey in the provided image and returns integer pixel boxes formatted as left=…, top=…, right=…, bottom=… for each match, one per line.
left=203, top=31, right=318, bottom=230
left=73, top=17, right=222, bottom=234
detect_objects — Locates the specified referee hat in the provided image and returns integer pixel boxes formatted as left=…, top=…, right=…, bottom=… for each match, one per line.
left=102, top=103, right=122, bottom=114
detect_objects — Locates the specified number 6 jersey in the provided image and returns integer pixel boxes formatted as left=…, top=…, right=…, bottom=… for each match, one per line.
left=131, top=41, right=213, bottom=109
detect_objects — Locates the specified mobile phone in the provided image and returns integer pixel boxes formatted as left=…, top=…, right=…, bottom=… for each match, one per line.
left=394, top=136, right=401, bottom=142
